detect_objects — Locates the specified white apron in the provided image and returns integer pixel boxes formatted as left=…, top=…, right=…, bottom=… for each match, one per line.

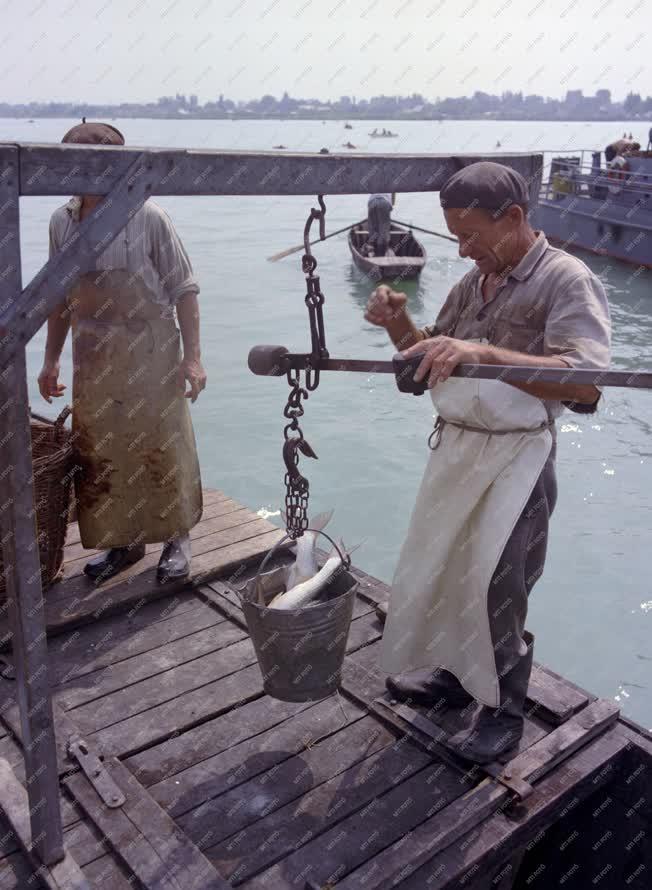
left=380, top=374, right=554, bottom=708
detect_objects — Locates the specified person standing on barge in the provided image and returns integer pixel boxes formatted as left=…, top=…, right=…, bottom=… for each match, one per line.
left=38, top=121, right=206, bottom=586
left=365, top=161, right=611, bottom=764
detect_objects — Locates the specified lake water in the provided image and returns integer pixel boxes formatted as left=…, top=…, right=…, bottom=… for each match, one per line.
left=5, top=117, right=651, bottom=729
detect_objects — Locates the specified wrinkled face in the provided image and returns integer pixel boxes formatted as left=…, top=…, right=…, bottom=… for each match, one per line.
left=444, top=206, right=523, bottom=275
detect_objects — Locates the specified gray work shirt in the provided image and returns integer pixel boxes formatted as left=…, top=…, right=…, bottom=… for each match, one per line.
left=420, top=232, right=612, bottom=417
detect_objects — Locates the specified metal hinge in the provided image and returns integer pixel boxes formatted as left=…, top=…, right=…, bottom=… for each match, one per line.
left=375, top=698, right=534, bottom=801
left=67, top=735, right=126, bottom=808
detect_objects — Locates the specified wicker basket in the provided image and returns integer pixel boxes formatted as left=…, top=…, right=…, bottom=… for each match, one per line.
left=0, top=405, right=74, bottom=598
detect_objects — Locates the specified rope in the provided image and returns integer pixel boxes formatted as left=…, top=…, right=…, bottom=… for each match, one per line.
left=428, top=415, right=555, bottom=450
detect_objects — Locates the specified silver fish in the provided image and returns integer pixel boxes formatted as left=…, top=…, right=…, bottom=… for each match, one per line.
left=282, top=508, right=334, bottom=590
left=269, top=538, right=362, bottom=610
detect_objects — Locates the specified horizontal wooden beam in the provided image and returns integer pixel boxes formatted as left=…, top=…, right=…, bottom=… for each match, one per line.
left=0, top=151, right=167, bottom=365
left=15, top=142, right=543, bottom=199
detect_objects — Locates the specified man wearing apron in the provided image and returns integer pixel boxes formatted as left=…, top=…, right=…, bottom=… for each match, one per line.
left=38, top=122, right=205, bottom=586
left=365, top=162, right=611, bottom=764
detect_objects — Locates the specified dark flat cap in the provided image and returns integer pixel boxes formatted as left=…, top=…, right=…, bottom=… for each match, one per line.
left=62, top=121, right=125, bottom=145
left=440, top=161, right=529, bottom=214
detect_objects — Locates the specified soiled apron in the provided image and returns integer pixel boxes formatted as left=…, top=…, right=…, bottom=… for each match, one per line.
left=380, top=373, right=554, bottom=708
left=68, top=271, right=203, bottom=549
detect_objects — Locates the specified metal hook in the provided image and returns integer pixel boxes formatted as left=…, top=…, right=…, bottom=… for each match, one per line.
left=283, top=436, right=318, bottom=489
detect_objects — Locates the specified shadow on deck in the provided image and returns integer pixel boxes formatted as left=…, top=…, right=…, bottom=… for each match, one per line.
left=0, top=489, right=649, bottom=889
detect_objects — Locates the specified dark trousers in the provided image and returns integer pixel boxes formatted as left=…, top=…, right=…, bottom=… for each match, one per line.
left=487, top=445, right=558, bottom=680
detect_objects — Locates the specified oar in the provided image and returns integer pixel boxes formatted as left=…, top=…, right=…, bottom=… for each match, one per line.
left=267, top=218, right=367, bottom=262
left=392, top=218, right=457, bottom=243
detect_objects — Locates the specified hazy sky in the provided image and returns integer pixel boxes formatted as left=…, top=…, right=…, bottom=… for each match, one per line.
left=4, top=0, right=650, bottom=104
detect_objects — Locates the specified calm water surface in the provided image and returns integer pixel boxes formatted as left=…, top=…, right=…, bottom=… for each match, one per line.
left=5, top=117, right=651, bottom=728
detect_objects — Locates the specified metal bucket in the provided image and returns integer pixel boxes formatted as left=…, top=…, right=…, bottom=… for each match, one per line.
left=239, top=532, right=358, bottom=702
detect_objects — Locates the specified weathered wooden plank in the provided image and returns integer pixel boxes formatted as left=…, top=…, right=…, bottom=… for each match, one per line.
left=82, top=854, right=141, bottom=890
left=234, top=751, right=471, bottom=888
left=147, top=695, right=360, bottom=815
left=0, top=734, right=80, bottom=858
left=395, top=727, right=631, bottom=890
left=0, top=527, right=286, bottom=643
left=50, top=594, right=222, bottom=686
left=56, top=620, right=247, bottom=711
left=69, top=635, right=257, bottom=734
left=61, top=504, right=260, bottom=579
left=0, top=676, right=84, bottom=771
left=0, top=851, right=34, bottom=890
left=125, top=694, right=317, bottom=787
left=332, top=699, right=621, bottom=889
left=179, top=712, right=385, bottom=846
left=89, top=662, right=264, bottom=757
left=18, top=144, right=542, bottom=200
left=0, top=760, right=89, bottom=889
left=0, top=143, right=63, bottom=865
left=64, top=756, right=229, bottom=890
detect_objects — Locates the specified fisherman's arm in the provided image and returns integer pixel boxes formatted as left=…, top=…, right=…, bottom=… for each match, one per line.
left=38, top=219, right=70, bottom=402
left=404, top=271, right=611, bottom=407
left=365, top=280, right=464, bottom=351
left=148, top=205, right=207, bottom=402
left=175, top=291, right=206, bottom=402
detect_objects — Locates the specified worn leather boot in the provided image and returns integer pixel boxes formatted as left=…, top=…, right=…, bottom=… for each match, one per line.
left=442, top=634, right=534, bottom=764
left=156, top=533, right=191, bottom=584
left=83, top=542, right=146, bottom=585
left=386, top=666, right=475, bottom=710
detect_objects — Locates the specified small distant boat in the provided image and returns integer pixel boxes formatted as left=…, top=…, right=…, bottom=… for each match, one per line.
left=27, top=119, right=35, bottom=123
left=348, top=221, right=426, bottom=281
left=368, top=130, right=398, bottom=138
left=344, top=122, right=353, bottom=129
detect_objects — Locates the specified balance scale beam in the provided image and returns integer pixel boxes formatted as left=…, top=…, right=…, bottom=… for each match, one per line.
left=248, top=345, right=652, bottom=394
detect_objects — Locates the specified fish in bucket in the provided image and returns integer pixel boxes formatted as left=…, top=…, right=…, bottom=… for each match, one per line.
left=239, top=512, right=360, bottom=702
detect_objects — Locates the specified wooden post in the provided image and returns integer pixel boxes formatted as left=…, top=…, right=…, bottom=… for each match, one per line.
left=0, top=144, right=64, bottom=864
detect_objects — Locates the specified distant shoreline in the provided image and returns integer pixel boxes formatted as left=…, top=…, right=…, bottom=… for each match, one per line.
left=2, top=113, right=647, bottom=124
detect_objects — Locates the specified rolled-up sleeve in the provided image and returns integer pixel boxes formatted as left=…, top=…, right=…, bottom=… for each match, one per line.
left=147, top=205, right=200, bottom=305
left=545, top=271, right=611, bottom=369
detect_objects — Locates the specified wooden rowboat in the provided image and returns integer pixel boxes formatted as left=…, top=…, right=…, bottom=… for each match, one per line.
left=348, top=220, right=427, bottom=281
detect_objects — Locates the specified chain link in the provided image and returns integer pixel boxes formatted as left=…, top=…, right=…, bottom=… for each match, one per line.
left=283, top=370, right=310, bottom=539
left=281, top=195, right=329, bottom=540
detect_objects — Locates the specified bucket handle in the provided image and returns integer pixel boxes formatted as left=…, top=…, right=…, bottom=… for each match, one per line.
left=253, top=530, right=350, bottom=607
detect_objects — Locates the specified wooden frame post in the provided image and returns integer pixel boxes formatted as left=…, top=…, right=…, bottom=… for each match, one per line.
left=0, top=145, right=64, bottom=863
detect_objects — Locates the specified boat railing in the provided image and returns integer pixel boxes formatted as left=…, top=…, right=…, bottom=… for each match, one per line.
left=538, top=148, right=652, bottom=207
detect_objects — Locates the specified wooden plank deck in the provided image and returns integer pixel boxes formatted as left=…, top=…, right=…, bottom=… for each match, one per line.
left=0, top=489, right=649, bottom=889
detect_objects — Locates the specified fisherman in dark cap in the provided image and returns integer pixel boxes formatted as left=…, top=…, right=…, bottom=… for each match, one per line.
left=39, top=121, right=206, bottom=586
left=366, top=161, right=611, bottom=764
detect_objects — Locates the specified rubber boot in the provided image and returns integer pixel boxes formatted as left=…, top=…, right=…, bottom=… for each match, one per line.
left=442, top=634, right=534, bottom=764
left=386, top=666, right=475, bottom=710
left=83, top=542, right=146, bottom=585
left=156, top=533, right=191, bottom=584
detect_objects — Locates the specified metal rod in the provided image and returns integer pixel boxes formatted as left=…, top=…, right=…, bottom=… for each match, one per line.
left=313, top=357, right=652, bottom=389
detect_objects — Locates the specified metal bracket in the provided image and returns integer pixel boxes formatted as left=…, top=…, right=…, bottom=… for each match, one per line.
left=67, top=735, right=126, bottom=808
left=376, top=698, right=534, bottom=801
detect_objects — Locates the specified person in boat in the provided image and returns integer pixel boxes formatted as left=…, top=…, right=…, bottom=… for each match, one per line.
left=607, top=141, right=640, bottom=194
left=365, top=161, right=611, bottom=764
left=365, top=192, right=395, bottom=257
left=39, top=121, right=205, bottom=585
